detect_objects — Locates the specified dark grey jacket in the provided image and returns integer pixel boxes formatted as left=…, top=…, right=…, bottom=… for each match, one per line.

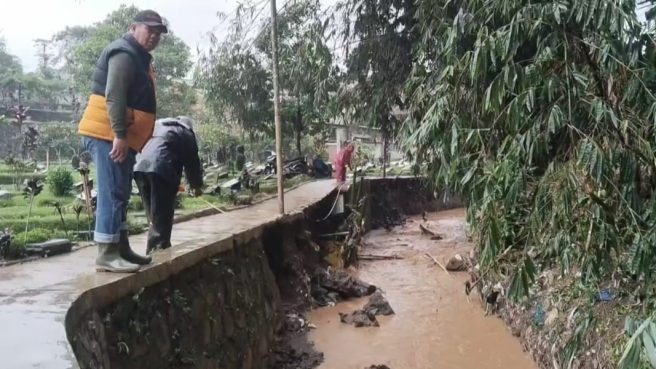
left=134, top=118, right=203, bottom=189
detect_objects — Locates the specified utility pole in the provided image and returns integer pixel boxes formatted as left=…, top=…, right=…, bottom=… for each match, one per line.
left=271, top=0, right=285, bottom=214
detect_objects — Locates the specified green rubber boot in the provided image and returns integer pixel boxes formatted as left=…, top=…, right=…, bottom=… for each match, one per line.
left=96, top=243, right=141, bottom=273
left=118, top=231, right=152, bottom=265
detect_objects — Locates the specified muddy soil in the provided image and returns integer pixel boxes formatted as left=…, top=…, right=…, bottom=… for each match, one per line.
left=307, top=209, right=538, bottom=369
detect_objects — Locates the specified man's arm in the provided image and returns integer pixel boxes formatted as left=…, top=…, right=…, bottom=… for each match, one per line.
left=183, top=134, right=204, bottom=190
left=106, top=52, right=135, bottom=162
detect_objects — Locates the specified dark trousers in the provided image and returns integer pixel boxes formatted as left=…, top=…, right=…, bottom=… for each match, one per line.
left=134, top=172, right=179, bottom=253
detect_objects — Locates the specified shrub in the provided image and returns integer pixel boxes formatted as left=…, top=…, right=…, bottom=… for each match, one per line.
left=129, top=196, right=144, bottom=211
left=2, top=242, right=25, bottom=260
left=47, top=167, right=74, bottom=196
left=0, top=199, right=15, bottom=208
left=13, top=228, right=52, bottom=247
left=0, top=173, right=46, bottom=186
left=37, top=197, right=58, bottom=207
left=175, top=193, right=184, bottom=209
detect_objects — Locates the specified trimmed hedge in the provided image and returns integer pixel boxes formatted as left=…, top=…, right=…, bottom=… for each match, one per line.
left=0, top=172, right=47, bottom=185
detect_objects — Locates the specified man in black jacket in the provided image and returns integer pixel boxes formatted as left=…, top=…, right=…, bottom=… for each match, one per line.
left=134, top=116, right=204, bottom=253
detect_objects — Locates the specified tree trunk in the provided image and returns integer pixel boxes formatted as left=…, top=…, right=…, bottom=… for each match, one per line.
left=295, top=130, right=302, bottom=158
left=249, top=132, right=255, bottom=162
left=295, top=103, right=303, bottom=157
left=382, top=127, right=388, bottom=179
left=25, top=194, right=34, bottom=243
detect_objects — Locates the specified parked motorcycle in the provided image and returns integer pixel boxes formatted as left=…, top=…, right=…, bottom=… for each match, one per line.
left=263, top=153, right=308, bottom=178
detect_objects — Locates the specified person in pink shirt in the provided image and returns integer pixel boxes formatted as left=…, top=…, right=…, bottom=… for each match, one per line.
left=333, top=142, right=355, bottom=182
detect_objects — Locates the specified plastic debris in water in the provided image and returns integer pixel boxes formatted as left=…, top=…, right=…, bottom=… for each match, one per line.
left=533, top=304, right=545, bottom=327
left=597, top=289, right=616, bottom=302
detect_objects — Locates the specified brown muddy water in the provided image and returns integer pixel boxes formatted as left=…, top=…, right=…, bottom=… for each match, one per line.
left=308, top=208, right=537, bottom=369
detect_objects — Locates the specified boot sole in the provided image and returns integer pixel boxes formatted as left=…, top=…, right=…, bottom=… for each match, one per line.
left=121, top=257, right=153, bottom=266
left=96, top=266, right=141, bottom=273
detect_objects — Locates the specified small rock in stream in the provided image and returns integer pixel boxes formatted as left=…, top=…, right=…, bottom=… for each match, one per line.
left=362, top=291, right=395, bottom=316
left=446, top=254, right=466, bottom=271
left=339, top=310, right=379, bottom=327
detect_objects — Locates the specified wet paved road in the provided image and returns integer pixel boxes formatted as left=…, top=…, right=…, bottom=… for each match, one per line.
left=0, top=180, right=337, bottom=369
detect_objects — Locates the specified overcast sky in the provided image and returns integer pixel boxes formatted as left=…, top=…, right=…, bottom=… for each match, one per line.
left=0, top=1, right=650, bottom=72
left=0, top=0, right=259, bottom=72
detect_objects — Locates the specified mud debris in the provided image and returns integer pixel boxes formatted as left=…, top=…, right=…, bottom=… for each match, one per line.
left=272, top=308, right=324, bottom=369
left=284, top=313, right=308, bottom=332
left=366, top=366, right=391, bottom=369
left=339, top=291, right=395, bottom=327
left=272, top=343, right=324, bottom=369
left=311, top=268, right=377, bottom=306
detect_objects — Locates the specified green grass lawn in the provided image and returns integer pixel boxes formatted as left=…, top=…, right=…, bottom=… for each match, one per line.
left=0, top=164, right=312, bottom=255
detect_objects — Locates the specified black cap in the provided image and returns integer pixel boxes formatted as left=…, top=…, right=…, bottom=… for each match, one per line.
left=134, top=10, right=168, bottom=33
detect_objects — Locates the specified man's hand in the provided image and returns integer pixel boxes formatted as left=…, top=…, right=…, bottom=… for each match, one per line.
left=110, top=137, right=129, bottom=163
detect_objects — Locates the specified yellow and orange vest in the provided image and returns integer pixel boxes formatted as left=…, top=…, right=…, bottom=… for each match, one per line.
left=78, top=35, right=157, bottom=152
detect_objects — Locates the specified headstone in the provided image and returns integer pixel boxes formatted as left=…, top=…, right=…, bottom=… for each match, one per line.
left=24, top=239, right=72, bottom=257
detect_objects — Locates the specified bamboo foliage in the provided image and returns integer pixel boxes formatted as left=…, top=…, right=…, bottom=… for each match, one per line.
left=405, top=0, right=656, bottom=306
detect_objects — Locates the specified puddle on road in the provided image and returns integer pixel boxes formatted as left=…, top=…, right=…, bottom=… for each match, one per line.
left=308, top=208, right=537, bottom=369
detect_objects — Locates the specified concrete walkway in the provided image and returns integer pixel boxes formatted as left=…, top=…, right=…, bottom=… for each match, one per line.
left=0, top=180, right=337, bottom=369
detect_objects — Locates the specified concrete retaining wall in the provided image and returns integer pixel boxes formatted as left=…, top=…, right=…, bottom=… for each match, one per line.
left=360, top=176, right=462, bottom=230
left=68, top=236, right=280, bottom=369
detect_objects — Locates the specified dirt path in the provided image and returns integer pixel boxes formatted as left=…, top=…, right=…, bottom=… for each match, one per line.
left=308, top=208, right=537, bottom=369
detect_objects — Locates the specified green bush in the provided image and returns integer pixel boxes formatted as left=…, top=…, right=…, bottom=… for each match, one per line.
left=129, top=196, right=144, bottom=211
left=1, top=237, right=25, bottom=260
left=175, top=194, right=184, bottom=209
left=47, top=167, right=75, bottom=196
left=37, top=197, right=59, bottom=207
left=0, top=199, right=15, bottom=208
left=13, top=228, right=53, bottom=247
left=1, top=214, right=83, bottom=235
left=0, top=172, right=46, bottom=186
left=127, top=222, right=146, bottom=235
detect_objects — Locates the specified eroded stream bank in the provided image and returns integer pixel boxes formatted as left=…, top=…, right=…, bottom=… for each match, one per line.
left=305, top=209, right=537, bottom=369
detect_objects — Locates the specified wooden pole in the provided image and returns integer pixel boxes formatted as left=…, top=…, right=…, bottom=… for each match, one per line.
left=271, top=0, right=285, bottom=214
